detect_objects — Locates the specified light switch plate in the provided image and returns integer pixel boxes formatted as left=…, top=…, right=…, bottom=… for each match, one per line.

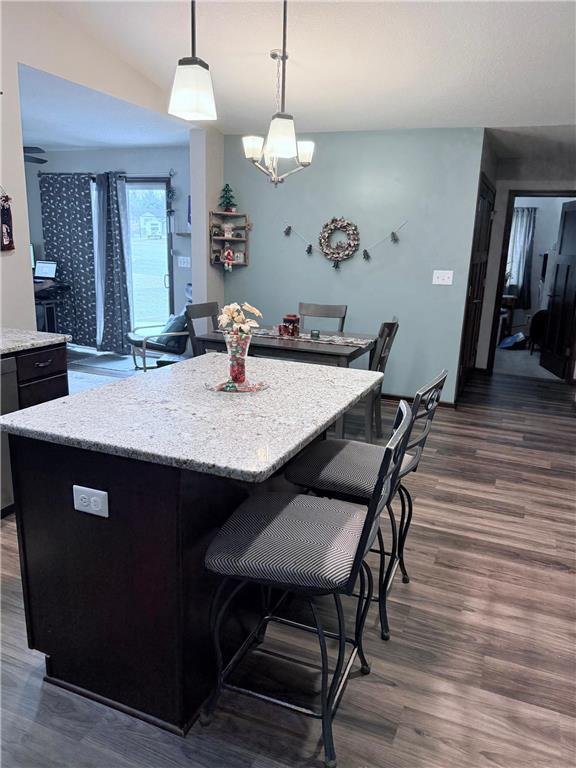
left=73, top=485, right=109, bottom=518
left=432, top=270, right=454, bottom=285
left=177, top=256, right=191, bottom=268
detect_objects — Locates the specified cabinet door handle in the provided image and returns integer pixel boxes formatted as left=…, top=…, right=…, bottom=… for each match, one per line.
left=34, top=359, right=53, bottom=368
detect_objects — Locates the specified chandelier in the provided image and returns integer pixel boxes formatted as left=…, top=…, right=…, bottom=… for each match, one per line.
left=242, top=0, right=314, bottom=185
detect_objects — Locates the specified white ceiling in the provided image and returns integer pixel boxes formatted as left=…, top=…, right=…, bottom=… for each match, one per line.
left=53, top=0, right=576, bottom=135
left=19, top=65, right=192, bottom=149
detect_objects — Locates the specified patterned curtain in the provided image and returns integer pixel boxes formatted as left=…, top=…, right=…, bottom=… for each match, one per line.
left=99, top=173, right=133, bottom=354
left=39, top=174, right=97, bottom=346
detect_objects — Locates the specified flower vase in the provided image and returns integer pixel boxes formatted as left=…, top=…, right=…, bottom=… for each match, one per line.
left=224, top=331, right=251, bottom=387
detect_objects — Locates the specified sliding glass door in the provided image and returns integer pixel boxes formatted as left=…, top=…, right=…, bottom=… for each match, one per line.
left=125, top=179, right=173, bottom=330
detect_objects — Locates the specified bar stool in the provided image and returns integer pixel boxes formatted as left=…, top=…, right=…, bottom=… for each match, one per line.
left=200, top=401, right=412, bottom=768
left=285, top=370, right=448, bottom=640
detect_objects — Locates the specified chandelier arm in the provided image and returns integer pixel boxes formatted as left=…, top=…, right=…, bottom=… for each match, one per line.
left=191, top=0, right=196, bottom=58
left=281, top=0, right=288, bottom=112
left=277, top=163, right=306, bottom=182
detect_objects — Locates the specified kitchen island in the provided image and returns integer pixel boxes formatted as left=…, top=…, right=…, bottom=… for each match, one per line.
left=1, top=353, right=382, bottom=735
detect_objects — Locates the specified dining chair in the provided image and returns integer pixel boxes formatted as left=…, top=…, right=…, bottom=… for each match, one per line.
left=369, top=319, right=399, bottom=439
left=200, top=401, right=412, bottom=768
left=185, top=301, right=220, bottom=357
left=298, top=302, right=348, bottom=332
left=285, top=370, right=448, bottom=640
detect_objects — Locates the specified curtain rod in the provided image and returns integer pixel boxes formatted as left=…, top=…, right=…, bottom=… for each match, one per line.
left=37, top=170, right=176, bottom=180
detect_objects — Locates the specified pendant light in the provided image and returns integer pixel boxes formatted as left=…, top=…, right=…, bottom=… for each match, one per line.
left=168, top=1, right=217, bottom=121
left=242, top=0, right=314, bottom=185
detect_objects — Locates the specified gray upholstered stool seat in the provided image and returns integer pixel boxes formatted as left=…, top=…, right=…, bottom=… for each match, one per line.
left=285, top=439, right=415, bottom=501
left=205, top=491, right=369, bottom=591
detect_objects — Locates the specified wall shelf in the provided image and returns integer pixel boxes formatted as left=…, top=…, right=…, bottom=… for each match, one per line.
left=209, top=211, right=250, bottom=268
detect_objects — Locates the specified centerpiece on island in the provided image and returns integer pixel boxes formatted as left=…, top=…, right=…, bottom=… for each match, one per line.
left=207, top=302, right=268, bottom=393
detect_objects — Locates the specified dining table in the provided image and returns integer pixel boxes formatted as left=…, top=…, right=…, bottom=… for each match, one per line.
left=195, top=327, right=377, bottom=368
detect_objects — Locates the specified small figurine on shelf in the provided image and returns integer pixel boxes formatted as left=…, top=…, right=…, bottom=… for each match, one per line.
left=223, top=223, right=234, bottom=238
left=223, top=246, right=235, bottom=271
left=219, top=184, right=236, bottom=212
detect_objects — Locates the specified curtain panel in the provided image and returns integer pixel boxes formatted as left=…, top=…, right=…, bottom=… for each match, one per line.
left=97, top=173, right=133, bottom=354
left=506, top=207, right=536, bottom=310
left=39, top=174, right=97, bottom=346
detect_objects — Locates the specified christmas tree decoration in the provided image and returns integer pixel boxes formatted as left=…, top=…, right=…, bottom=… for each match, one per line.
left=219, top=184, right=236, bottom=211
left=362, top=249, right=370, bottom=260
left=306, top=244, right=312, bottom=255
left=284, top=225, right=292, bottom=236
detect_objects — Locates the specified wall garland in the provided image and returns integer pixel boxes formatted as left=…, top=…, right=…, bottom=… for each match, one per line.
left=283, top=218, right=407, bottom=269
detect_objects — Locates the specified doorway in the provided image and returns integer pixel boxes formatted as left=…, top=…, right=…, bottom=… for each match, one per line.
left=488, top=191, right=576, bottom=383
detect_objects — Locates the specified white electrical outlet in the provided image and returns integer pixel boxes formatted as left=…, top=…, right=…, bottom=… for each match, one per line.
left=73, top=485, right=109, bottom=518
left=177, top=256, right=191, bottom=268
left=432, top=270, right=454, bottom=285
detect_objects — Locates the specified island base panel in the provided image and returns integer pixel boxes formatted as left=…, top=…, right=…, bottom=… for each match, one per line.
left=10, top=436, right=251, bottom=733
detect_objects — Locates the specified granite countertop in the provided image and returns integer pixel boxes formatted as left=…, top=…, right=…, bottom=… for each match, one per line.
left=0, top=328, right=72, bottom=356
left=0, top=353, right=383, bottom=482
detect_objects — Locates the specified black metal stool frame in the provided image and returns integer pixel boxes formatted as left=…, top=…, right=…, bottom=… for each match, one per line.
left=201, top=401, right=412, bottom=768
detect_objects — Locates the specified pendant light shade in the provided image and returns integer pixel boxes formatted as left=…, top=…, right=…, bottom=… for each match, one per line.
left=169, top=57, right=217, bottom=121
left=263, top=113, right=298, bottom=159
left=169, top=2, right=217, bottom=122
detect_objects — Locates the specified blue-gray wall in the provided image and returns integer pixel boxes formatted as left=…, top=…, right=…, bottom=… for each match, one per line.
left=223, top=129, right=484, bottom=402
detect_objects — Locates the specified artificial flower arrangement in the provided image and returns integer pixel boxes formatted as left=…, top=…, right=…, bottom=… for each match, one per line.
left=216, top=302, right=263, bottom=389
left=218, top=302, right=262, bottom=334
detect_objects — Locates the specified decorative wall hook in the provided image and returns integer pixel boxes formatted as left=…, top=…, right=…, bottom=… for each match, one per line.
left=390, top=231, right=399, bottom=243
left=362, top=249, right=370, bottom=260
left=284, top=225, right=292, bottom=236
left=306, top=244, right=312, bottom=255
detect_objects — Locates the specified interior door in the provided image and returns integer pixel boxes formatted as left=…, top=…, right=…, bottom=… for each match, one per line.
left=540, top=201, right=576, bottom=380
left=457, top=175, right=495, bottom=395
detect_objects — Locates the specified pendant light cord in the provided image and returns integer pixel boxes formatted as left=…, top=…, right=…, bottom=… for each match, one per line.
left=191, top=0, right=197, bottom=58
left=280, top=0, right=287, bottom=112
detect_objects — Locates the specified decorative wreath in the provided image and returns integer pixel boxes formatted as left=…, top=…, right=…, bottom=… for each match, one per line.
left=318, top=217, right=360, bottom=263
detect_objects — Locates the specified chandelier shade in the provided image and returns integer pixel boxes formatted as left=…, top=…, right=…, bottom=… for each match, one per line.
left=242, top=136, right=264, bottom=161
left=263, top=113, right=298, bottom=160
left=297, top=140, right=315, bottom=165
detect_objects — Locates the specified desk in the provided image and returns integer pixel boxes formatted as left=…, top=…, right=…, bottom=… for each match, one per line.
left=0, top=354, right=382, bottom=735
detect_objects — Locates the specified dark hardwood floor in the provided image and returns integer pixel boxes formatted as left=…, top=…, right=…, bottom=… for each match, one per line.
left=2, top=372, right=575, bottom=768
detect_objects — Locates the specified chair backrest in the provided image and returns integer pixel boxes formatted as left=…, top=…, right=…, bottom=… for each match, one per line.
left=298, top=302, right=348, bottom=332
left=345, top=400, right=412, bottom=593
left=370, top=319, right=399, bottom=373
left=185, top=302, right=220, bottom=356
left=403, top=369, right=448, bottom=473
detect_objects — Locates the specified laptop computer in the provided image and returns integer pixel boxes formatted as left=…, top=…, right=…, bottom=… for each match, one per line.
left=34, top=261, right=58, bottom=281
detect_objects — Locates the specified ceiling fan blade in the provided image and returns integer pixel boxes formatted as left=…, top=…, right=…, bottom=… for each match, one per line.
left=23, top=146, right=46, bottom=154
left=24, top=155, right=48, bottom=164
